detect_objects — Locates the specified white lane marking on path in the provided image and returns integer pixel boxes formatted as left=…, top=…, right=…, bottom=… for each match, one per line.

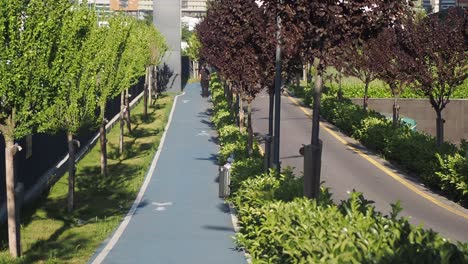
left=152, top=202, right=173, bottom=211
left=182, top=100, right=190, bottom=104
left=197, top=131, right=209, bottom=137
left=90, top=91, right=186, bottom=264
left=152, top=202, right=173, bottom=206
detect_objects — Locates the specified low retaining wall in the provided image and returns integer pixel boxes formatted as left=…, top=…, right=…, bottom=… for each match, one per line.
left=350, top=98, right=468, bottom=144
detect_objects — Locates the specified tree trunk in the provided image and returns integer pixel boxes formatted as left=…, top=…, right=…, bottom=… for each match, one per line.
left=193, top=60, right=197, bottom=78
left=100, top=119, right=108, bottom=177
left=234, top=93, right=240, bottom=125
left=303, top=63, right=307, bottom=82
left=228, top=84, right=235, bottom=117
left=247, top=101, right=253, bottom=156
left=311, top=71, right=323, bottom=145
left=304, top=65, right=324, bottom=200
left=266, top=91, right=275, bottom=169
left=392, top=94, right=400, bottom=127
left=67, top=132, right=75, bottom=213
left=153, top=66, right=158, bottom=103
left=119, top=91, right=125, bottom=154
left=307, top=63, right=312, bottom=85
left=125, top=89, right=132, bottom=133
left=223, top=81, right=229, bottom=100
left=238, top=95, right=244, bottom=132
left=363, top=79, right=370, bottom=112
left=436, top=110, right=444, bottom=147
left=149, top=65, right=153, bottom=106
left=295, top=71, right=300, bottom=91
left=338, top=69, right=343, bottom=101
left=268, top=91, right=274, bottom=139
left=144, top=67, right=149, bottom=117
left=5, top=138, right=20, bottom=257
left=225, top=81, right=232, bottom=110
left=229, top=83, right=234, bottom=104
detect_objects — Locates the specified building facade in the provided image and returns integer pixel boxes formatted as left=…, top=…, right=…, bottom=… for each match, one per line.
left=181, top=0, right=207, bottom=17
left=423, top=0, right=457, bottom=12
left=85, top=0, right=153, bottom=20
left=456, top=0, right=468, bottom=8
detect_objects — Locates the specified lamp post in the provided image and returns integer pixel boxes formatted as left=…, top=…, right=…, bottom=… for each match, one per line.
left=255, top=0, right=282, bottom=172
left=272, top=0, right=282, bottom=172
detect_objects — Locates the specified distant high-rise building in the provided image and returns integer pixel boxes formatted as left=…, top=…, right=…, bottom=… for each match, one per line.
left=423, top=0, right=457, bottom=12
left=182, top=0, right=207, bottom=17
left=110, top=0, right=139, bottom=11
left=456, top=0, right=468, bottom=8
left=84, top=0, right=153, bottom=20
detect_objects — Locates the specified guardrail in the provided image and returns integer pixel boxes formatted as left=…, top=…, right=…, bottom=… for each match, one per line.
left=0, top=92, right=145, bottom=224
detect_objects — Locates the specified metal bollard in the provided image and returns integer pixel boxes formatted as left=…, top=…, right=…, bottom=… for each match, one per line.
left=218, top=164, right=231, bottom=198
left=218, top=166, right=225, bottom=198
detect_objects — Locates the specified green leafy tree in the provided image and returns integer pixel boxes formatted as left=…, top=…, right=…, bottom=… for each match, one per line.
left=92, top=15, right=133, bottom=177
left=182, top=24, right=192, bottom=42
left=143, top=24, right=167, bottom=116
left=186, top=33, right=201, bottom=78
left=39, top=3, right=99, bottom=212
left=115, top=19, right=148, bottom=154
left=0, top=0, right=69, bottom=257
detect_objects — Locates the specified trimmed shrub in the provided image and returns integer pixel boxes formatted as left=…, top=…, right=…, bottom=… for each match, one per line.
left=229, top=157, right=264, bottom=194
left=234, top=175, right=468, bottom=264
left=435, top=153, right=468, bottom=205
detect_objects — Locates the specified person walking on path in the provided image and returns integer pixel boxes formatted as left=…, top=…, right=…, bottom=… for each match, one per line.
left=200, top=64, right=210, bottom=97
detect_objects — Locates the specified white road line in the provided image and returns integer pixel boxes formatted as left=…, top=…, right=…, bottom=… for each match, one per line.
left=90, top=91, right=185, bottom=264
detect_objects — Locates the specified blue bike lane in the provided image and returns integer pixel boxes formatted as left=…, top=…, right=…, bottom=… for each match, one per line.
left=88, top=83, right=246, bottom=264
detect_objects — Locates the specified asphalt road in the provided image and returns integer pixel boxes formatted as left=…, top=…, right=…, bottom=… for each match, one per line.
left=89, top=83, right=246, bottom=264
left=252, top=91, right=468, bottom=243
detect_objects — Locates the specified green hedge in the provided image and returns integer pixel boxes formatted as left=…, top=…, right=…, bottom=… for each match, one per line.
left=209, top=73, right=468, bottom=263
left=233, top=174, right=468, bottom=263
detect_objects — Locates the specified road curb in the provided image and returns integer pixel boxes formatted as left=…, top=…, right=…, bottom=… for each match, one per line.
left=227, top=202, right=252, bottom=264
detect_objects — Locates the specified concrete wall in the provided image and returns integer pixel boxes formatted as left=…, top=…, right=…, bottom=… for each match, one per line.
left=350, top=98, right=468, bottom=144
left=154, top=0, right=182, bottom=92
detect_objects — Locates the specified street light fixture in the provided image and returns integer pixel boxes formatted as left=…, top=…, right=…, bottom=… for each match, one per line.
left=255, top=0, right=282, bottom=173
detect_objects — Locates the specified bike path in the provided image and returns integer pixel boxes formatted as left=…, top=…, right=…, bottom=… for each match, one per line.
left=89, top=83, right=246, bottom=264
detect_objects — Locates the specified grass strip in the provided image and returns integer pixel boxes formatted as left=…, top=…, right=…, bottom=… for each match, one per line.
left=0, top=93, right=174, bottom=264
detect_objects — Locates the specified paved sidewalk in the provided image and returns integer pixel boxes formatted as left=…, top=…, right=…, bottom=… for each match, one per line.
left=89, top=83, right=246, bottom=264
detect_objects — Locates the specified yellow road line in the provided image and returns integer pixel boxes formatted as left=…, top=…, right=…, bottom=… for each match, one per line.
left=284, top=93, right=468, bottom=220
